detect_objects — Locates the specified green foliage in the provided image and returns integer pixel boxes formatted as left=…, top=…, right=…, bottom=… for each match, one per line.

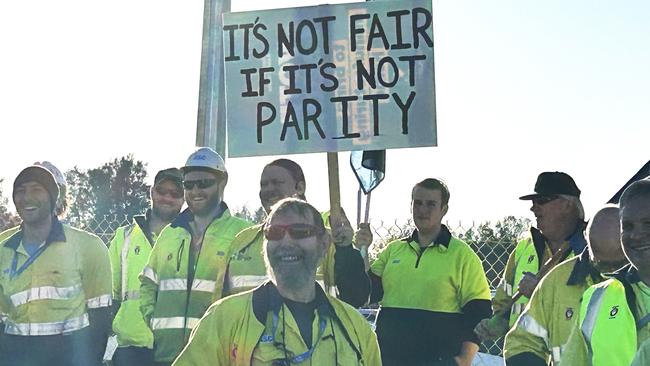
left=232, top=205, right=266, bottom=224
left=66, top=155, right=150, bottom=230
left=0, top=179, right=20, bottom=232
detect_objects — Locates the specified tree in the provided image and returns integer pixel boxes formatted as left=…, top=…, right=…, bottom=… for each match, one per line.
left=232, top=205, right=266, bottom=224
left=458, top=216, right=531, bottom=288
left=66, top=155, right=150, bottom=237
left=0, top=179, right=20, bottom=231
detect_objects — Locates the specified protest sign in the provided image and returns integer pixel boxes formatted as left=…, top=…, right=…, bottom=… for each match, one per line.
left=223, top=0, right=436, bottom=157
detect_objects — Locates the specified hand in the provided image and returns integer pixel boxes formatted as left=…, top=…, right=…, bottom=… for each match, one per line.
left=474, top=316, right=509, bottom=342
left=329, top=208, right=353, bottom=247
left=453, top=355, right=471, bottom=366
left=517, top=272, right=539, bottom=298
left=353, top=223, right=373, bottom=250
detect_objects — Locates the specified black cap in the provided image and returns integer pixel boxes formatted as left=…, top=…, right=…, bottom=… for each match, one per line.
left=519, top=172, right=581, bottom=200
left=13, top=166, right=60, bottom=210
left=154, top=168, right=183, bottom=189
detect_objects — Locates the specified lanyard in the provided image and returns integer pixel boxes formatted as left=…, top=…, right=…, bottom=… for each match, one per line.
left=260, top=307, right=328, bottom=364
left=10, top=243, right=49, bottom=279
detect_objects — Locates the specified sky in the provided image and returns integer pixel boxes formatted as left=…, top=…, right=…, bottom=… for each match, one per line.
left=0, top=0, right=648, bottom=228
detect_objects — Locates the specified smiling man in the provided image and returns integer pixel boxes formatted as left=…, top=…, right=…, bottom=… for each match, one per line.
left=561, top=178, right=650, bottom=366
left=476, top=171, right=587, bottom=341
left=173, top=198, right=380, bottom=366
left=0, top=165, right=112, bottom=365
left=218, top=158, right=370, bottom=308
left=108, top=168, right=184, bottom=366
left=139, top=148, right=251, bottom=366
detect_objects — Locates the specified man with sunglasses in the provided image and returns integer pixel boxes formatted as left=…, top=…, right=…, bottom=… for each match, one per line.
left=139, top=148, right=251, bottom=366
left=503, top=205, right=628, bottom=366
left=173, top=198, right=380, bottom=365
left=219, top=159, right=370, bottom=307
left=108, top=168, right=184, bottom=365
left=475, top=172, right=587, bottom=342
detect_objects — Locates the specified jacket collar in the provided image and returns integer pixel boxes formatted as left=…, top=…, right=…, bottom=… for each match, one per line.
left=134, top=209, right=155, bottom=245
left=170, top=202, right=228, bottom=233
left=405, top=224, right=452, bottom=248
left=566, top=248, right=602, bottom=286
left=252, top=281, right=330, bottom=324
left=4, top=216, right=66, bottom=251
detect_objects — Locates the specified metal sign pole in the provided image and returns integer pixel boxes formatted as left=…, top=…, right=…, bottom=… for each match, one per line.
left=196, top=0, right=230, bottom=159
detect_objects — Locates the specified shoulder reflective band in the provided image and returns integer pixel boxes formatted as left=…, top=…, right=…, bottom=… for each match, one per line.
left=120, top=226, right=134, bottom=301
left=581, top=287, right=606, bottom=359
left=10, top=243, right=49, bottom=279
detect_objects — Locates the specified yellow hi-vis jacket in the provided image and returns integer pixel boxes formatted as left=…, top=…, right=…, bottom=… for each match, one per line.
left=173, top=281, right=381, bottom=366
left=139, top=206, right=251, bottom=363
left=108, top=212, right=158, bottom=348
left=493, top=227, right=586, bottom=327
left=561, top=267, right=650, bottom=366
left=504, top=249, right=603, bottom=365
left=0, top=218, right=112, bottom=336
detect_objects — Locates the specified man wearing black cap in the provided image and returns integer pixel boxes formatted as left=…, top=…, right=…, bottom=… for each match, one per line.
left=475, top=172, right=587, bottom=341
left=0, top=165, right=112, bottom=365
left=108, top=168, right=184, bottom=366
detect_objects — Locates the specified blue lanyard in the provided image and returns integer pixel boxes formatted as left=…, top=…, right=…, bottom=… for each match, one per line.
left=10, top=243, right=49, bottom=279
left=260, top=308, right=328, bottom=364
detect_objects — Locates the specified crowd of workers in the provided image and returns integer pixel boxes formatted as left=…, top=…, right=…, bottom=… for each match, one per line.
left=0, top=147, right=648, bottom=366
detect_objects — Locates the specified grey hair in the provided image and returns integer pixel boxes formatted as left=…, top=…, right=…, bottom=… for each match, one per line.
left=559, top=194, right=585, bottom=220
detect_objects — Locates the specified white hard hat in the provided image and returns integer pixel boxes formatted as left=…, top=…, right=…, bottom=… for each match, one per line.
left=183, top=147, right=227, bottom=175
left=33, top=161, right=67, bottom=188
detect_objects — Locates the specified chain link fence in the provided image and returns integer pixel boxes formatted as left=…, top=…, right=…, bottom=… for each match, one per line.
left=71, top=215, right=521, bottom=358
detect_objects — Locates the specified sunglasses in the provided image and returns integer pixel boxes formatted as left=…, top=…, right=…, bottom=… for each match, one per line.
left=182, top=179, right=217, bottom=190
left=264, top=224, right=325, bottom=241
left=154, top=186, right=183, bottom=199
left=532, top=195, right=559, bottom=205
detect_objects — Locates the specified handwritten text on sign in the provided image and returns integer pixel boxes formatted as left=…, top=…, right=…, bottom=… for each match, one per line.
left=223, top=0, right=436, bottom=157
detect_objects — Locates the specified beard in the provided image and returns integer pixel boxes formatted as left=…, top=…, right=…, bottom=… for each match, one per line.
left=188, top=192, right=222, bottom=218
left=265, top=245, right=323, bottom=291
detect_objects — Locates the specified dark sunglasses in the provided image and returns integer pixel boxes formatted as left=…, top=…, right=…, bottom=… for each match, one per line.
left=532, top=195, right=559, bottom=205
left=264, top=224, right=325, bottom=241
left=154, top=186, right=183, bottom=199
left=182, top=179, right=217, bottom=190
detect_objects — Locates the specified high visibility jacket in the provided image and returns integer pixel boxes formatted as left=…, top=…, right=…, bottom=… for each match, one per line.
left=0, top=218, right=112, bottom=336
left=224, top=224, right=334, bottom=298
left=504, top=249, right=602, bottom=365
left=173, top=281, right=381, bottom=366
left=561, top=268, right=650, bottom=366
left=109, top=212, right=158, bottom=348
left=493, top=226, right=586, bottom=327
left=139, top=206, right=251, bottom=363
left=369, top=226, right=492, bottom=363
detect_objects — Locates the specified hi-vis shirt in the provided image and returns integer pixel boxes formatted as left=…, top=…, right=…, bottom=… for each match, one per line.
left=139, top=206, right=251, bottom=363
left=369, top=225, right=492, bottom=362
left=561, top=268, right=650, bottom=366
left=504, top=249, right=602, bottom=365
left=108, top=212, right=158, bottom=348
left=0, top=218, right=111, bottom=336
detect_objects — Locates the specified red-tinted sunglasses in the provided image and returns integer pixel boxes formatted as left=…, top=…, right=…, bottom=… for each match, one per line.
left=264, top=224, right=325, bottom=240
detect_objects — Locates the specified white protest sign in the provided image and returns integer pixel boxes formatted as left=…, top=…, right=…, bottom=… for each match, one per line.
left=223, top=0, right=436, bottom=157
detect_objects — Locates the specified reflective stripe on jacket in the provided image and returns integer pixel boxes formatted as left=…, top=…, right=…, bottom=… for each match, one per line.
left=109, top=214, right=157, bottom=348
left=0, top=219, right=111, bottom=336
left=173, top=282, right=381, bottom=366
left=139, top=206, right=251, bottom=363
left=504, top=250, right=602, bottom=365
left=561, top=269, right=650, bottom=366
